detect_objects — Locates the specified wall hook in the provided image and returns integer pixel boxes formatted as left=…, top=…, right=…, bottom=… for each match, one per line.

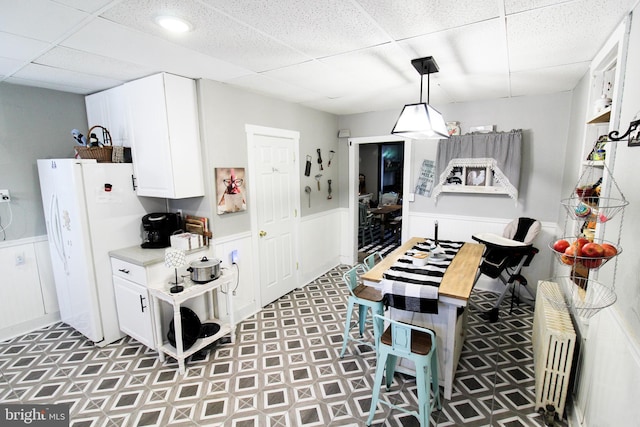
left=608, top=118, right=640, bottom=146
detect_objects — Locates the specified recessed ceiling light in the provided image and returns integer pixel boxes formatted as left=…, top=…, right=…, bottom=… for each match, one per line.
left=155, top=16, right=193, bottom=33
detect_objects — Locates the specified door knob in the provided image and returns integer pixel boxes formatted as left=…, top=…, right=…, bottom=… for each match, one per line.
left=259, top=230, right=267, bottom=237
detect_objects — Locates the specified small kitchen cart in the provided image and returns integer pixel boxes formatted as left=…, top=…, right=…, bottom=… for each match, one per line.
left=148, top=270, right=235, bottom=374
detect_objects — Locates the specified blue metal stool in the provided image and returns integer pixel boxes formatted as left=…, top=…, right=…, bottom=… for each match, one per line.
left=340, top=265, right=384, bottom=358
left=367, top=314, right=441, bottom=426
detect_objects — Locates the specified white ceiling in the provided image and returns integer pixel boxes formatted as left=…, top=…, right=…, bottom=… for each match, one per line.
left=0, top=0, right=636, bottom=116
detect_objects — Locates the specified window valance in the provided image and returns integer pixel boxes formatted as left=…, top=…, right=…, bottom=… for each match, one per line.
left=432, top=130, right=522, bottom=201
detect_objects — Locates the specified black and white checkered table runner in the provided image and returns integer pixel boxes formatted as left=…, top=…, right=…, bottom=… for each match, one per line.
left=381, top=238, right=464, bottom=314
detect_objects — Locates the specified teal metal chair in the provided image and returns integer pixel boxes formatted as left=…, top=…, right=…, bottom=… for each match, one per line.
left=367, top=314, right=441, bottom=426
left=362, top=251, right=383, bottom=271
left=340, top=265, right=384, bottom=358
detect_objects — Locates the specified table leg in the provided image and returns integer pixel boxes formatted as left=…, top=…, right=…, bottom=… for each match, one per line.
left=152, top=295, right=165, bottom=363
left=442, top=303, right=458, bottom=400
left=173, top=304, right=185, bottom=375
left=226, top=283, right=236, bottom=344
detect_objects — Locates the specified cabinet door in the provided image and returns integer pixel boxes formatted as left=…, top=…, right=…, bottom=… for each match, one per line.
left=85, top=86, right=129, bottom=147
left=85, top=90, right=109, bottom=132
left=113, top=276, right=155, bottom=350
left=125, top=73, right=204, bottom=199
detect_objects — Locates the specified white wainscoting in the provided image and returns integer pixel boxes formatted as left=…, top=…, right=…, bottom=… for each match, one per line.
left=0, top=236, right=60, bottom=342
left=405, top=212, right=556, bottom=295
left=211, top=232, right=258, bottom=323
left=570, top=307, right=640, bottom=426
left=211, top=210, right=342, bottom=325
left=300, top=209, right=342, bottom=284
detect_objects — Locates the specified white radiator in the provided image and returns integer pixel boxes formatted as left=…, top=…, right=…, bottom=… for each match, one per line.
left=532, top=280, right=576, bottom=419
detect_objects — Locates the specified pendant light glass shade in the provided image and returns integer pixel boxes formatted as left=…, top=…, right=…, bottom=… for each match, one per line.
left=391, top=102, right=449, bottom=139
left=391, top=56, right=449, bottom=140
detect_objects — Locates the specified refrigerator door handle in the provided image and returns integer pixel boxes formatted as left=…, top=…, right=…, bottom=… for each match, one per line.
left=139, top=295, right=147, bottom=312
left=131, top=174, right=137, bottom=191
left=49, top=194, right=69, bottom=274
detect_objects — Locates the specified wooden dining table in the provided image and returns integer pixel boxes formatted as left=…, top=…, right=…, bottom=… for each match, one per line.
left=361, top=236, right=485, bottom=400
left=368, top=204, right=402, bottom=241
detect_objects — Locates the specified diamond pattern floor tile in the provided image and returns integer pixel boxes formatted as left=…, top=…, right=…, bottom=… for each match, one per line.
left=0, top=265, right=570, bottom=426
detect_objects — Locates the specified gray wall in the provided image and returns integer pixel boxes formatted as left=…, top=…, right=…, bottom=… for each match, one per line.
left=339, top=92, right=573, bottom=222
left=0, top=83, right=87, bottom=240
left=172, top=80, right=339, bottom=239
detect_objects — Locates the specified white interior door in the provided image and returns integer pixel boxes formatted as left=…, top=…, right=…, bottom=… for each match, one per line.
left=246, top=125, right=300, bottom=307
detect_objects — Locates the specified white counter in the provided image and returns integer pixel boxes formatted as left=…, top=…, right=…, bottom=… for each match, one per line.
left=109, top=245, right=209, bottom=267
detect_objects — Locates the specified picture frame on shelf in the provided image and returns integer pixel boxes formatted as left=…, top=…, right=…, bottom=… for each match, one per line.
left=466, top=167, right=486, bottom=186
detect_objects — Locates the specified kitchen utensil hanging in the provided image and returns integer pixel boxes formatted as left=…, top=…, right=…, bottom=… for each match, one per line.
left=305, top=186, right=312, bottom=207
left=327, top=179, right=332, bottom=199
left=315, top=174, right=322, bottom=191
left=317, top=149, right=323, bottom=170
left=304, top=155, right=312, bottom=176
left=327, top=150, right=335, bottom=167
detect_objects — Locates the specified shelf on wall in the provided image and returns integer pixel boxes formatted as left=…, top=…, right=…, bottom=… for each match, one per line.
left=581, top=160, right=605, bottom=167
left=586, top=107, right=611, bottom=124
left=439, top=185, right=511, bottom=195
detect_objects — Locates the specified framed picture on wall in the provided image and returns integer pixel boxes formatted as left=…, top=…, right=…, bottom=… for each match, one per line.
left=215, top=168, right=246, bottom=215
left=465, top=167, right=487, bottom=186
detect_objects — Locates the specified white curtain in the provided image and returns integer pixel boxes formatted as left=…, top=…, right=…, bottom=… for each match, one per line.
left=432, top=130, right=522, bottom=201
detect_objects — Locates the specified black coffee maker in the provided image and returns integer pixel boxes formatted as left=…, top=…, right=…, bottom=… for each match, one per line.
left=141, top=213, right=180, bottom=248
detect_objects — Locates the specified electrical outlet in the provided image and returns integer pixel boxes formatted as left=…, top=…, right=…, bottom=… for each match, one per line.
left=176, top=209, right=183, bottom=218
left=231, top=249, right=239, bottom=264
left=0, top=189, right=10, bottom=203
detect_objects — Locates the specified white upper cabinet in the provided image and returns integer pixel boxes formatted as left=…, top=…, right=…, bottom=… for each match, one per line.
left=85, top=85, right=130, bottom=147
left=124, top=73, right=205, bottom=199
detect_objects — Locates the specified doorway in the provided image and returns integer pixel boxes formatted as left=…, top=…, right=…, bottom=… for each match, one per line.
left=348, top=136, right=412, bottom=265
left=359, top=142, right=405, bottom=204
left=246, top=125, right=300, bottom=307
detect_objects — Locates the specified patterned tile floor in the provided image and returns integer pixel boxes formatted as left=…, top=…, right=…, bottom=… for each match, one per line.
left=0, top=265, right=561, bottom=426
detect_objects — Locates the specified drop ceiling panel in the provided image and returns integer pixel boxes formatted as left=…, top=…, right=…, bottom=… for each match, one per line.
left=0, top=33, right=50, bottom=61
left=55, top=0, right=114, bottom=13
left=303, top=83, right=416, bottom=116
left=510, top=62, right=590, bottom=96
left=355, top=0, right=501, bottom=40
left=101, top=0, right=309, bottom=72
left=262, top=61, right=368, bottom=99
left=227, top=73, right=322, bottom=104
left=507, top=0, right=630, bottom=72
left=0, top=57, right=23, bottom=76
left=399, top=19, right=508, bottom=78
left=434, top=74, right=511, bottom=104
left=35, top=47, right=155, bottom=81
left=318, top=44, right=416, bottom=93
left=12, top=63, right=123, bottom=92
left=504, top=0, right=573, bottom=15
left=0, top=0, right=635, bottom=116
left=61, top=18, right=251, bottom=82
left=0, top=0, right=89, bottom=42
left=204, top=0, right=390, bottom=58
left=4, top=75, right=88, bottom=94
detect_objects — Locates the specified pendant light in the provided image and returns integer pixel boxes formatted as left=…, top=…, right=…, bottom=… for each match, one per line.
left=391, top=56, right=449, bottom=140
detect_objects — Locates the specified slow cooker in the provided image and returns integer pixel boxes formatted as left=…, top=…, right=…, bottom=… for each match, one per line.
left=187, top=256, right=221, bottom=283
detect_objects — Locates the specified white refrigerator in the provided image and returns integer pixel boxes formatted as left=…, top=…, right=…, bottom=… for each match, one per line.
left=37, top=159, right=164, bottom=346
